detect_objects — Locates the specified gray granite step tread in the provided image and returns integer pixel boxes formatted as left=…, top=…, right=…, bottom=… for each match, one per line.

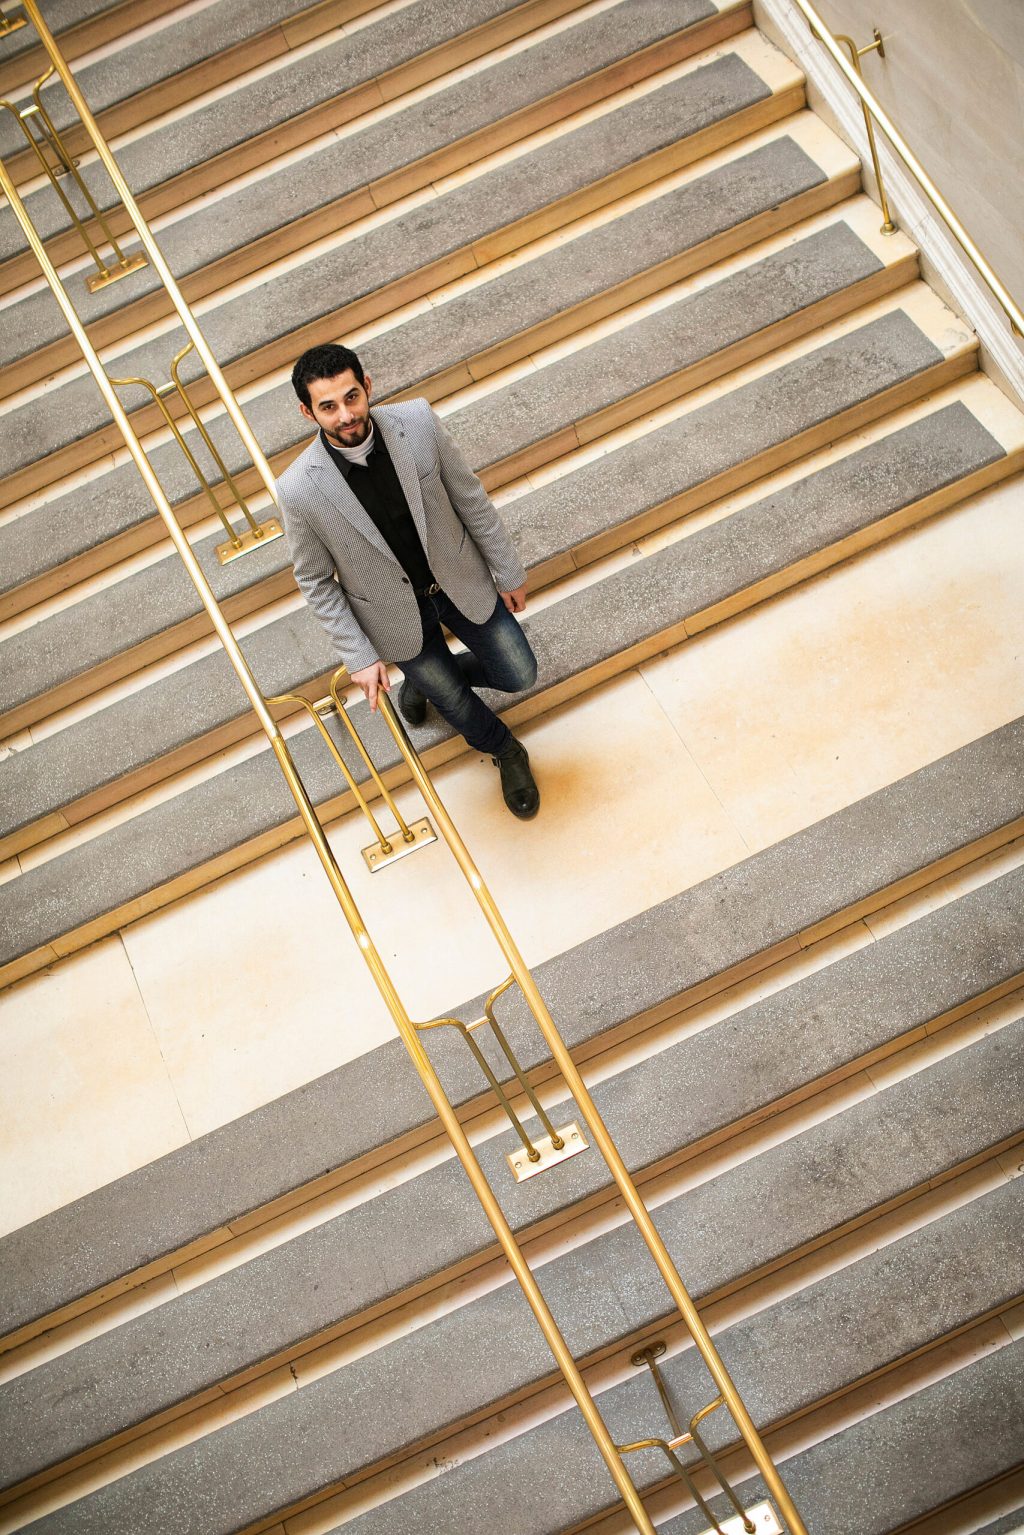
left=0, top=0, right=600, bottom=262
left=0, top=337, right=1002, bottom=956
left=969, top=1514, right=1024, bottom=1535
left=2, top=868, right=1021, bottom=1489
left=14, top=1018, right=1023, bottom=1527
left=451, top=217, right=886, bottom=472
left=0, top=395, right=1003, bottom=855
left=0, top=0, right=326, bottom=160
left=2, top=7, right=752, bottom=472
left=1, top=711, right=1021, bottom=1343
left=0, top=45, right=773, bottom=594
left=0, top=0, right=125, bottom=63
left=306, top=1180, right=1024, bottom=1535
left=662, top=1339, right=1024, bottom=1535
left=0, top=130, right=829, bottom=713
left=0, top=0, right=716, bottom=364
left=4, top=94, right=823, bottom=487
left=0, top=215, right=922, bottom=813
left=0, top=314, right=975, bottom=890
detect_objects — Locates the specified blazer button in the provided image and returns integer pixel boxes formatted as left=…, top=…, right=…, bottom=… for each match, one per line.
left=401, top=576, right=410, bottom=584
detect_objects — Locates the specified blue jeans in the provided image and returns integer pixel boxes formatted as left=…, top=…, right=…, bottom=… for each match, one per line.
left=399, top=590, right=537, bottom=756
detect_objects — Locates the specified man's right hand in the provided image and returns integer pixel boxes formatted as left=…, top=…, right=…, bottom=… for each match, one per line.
left=350, top=661, right=391, bottom=711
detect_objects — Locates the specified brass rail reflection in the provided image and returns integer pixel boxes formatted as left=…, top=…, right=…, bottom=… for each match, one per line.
left=0, top=8, right=808, bottom=1531
left=793, top=0, right=1023, bottom=337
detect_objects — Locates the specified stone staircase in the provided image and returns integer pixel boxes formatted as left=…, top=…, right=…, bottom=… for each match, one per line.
left=1, top=1, right=1022, bottom=1532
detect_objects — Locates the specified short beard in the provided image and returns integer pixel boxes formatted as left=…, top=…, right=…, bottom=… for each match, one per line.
left=326, top=415, right=370, bottom=447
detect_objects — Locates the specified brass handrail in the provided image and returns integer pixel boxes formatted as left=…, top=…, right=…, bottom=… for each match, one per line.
left=0, top=11, right=809, bottom=1531
left=109, top=342, right=283, bottom=563
left=790, top=0, right=1023, bottom=339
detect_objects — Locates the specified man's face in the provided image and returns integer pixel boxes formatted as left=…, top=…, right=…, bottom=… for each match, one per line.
left=300, top=369, right=373, bottom=447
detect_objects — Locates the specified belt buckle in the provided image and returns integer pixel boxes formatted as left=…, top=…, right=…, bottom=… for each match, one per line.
left=425, top=581, right=440, bottom=596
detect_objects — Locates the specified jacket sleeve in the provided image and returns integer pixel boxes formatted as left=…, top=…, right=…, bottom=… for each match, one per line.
left=279, top=484, right=382, bottom=675
left=430, top=406, right=527, bottom=591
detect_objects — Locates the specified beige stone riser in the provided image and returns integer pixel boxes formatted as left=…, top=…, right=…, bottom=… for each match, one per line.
left=0, top=0, right=748, bottom=309
left=0, top=0, right=185, bottom=98
left=5, top=426, right=1021, bottom=872
left=0, top=24, right=783, bottom=509
left=0, top=0, right=387, bottom=192
left=3, top=1112, right=1021, bottom=1530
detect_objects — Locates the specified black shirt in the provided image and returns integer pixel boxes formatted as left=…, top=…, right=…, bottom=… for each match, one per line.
left=321, top=425, right=434, bottom=591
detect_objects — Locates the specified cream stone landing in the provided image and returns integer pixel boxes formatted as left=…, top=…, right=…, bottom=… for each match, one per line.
left=640, top=473, right=1024, bottom=853
left=116, top=670, right=748, bottom=1141
left=0, top=936, right=189, bottom=1237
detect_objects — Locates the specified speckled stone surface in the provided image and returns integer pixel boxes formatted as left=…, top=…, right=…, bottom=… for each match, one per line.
left=0, top=0, right=320, bottom=159
left=0, top=392, right=1018, bottom=961
left=0, top=130, right=828, bottom=710
left=0, top=45, right=769, bottom=592
left=0, top=0, right=567, bottom=258
left=0, top=398, right=1004, bottom=851
left=2, top=881, right=1022, bottom=1494
left=17, top=1173, right=1024, bottom=1533
left=0, top=0, right=110, bottom=63
left=449, top=219, right=884, bottom=471
left=0, top=0, right=716, bottom=361
left=662, top=1339, right=1024, bottom=1535
left=969, top=1513, right=1024, bottom=1535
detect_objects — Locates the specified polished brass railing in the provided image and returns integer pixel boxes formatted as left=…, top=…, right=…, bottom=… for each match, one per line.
left=0, top=8, right=808, bottom=1530
left=792, top=0, right=1023, bottom=339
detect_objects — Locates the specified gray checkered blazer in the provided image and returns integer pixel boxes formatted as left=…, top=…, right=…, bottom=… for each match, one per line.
left=277, top=399, right=527, bottom=673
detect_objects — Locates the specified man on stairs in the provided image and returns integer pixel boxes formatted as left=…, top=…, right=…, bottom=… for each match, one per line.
left=277, top=343, right=540, bottom=819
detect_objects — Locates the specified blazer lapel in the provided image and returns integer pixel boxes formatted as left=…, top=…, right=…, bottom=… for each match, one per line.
left=374, top=409, right=429, bottom=550
left=305, top=429, right=399, bottom=566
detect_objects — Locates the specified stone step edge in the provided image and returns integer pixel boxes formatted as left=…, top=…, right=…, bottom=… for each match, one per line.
left=0, top=0, right=386, bottom=199
left=0, top=33, right=799, bottom=603
left=15, top=1013, right=1022, bottom=1534
left=0, top=11, right=774, bottom=511
left=196, top=1230, right=1024, bottom=1535
left=0, top=95, right=828, bottom=625
left=0, top=0, right=613, bottom=298
left=889, top=1467, right=1024, bottom=1535
left=1, top=713, right=1021, bottom=1349
left=301, top=1158, right=1024, bottom=1535
left=0, top=350, right=996, bottom=934
left=10, top=1148, right=1022, bottom=1524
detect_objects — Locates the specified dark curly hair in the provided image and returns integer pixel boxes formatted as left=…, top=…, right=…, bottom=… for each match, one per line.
left=291, top=343, right=365, bottom=408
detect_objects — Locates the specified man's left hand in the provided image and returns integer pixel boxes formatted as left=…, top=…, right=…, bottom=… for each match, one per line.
left=501, top=584, right=528, bottom=614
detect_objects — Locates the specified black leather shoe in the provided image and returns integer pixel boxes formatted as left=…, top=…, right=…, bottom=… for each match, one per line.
left=493, top=740, right=539, bottom=820
left=397, top=677, right=428, bottom=727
